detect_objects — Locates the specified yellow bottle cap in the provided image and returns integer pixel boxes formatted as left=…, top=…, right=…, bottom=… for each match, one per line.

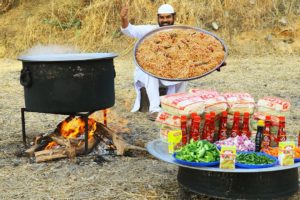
left=257, top=120, right=265, bottom=127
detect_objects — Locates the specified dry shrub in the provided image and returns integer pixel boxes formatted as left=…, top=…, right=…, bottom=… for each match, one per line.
left=0, top=0, right=299, bottom=57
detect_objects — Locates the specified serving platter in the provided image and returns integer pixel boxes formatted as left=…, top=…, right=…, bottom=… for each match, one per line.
left=133, top=25, right=228, bottom=81
left=146, top=139, right=300, bottom=173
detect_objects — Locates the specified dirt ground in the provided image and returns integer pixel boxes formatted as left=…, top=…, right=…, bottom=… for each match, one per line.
left=0, top=55, right=299, bottom=200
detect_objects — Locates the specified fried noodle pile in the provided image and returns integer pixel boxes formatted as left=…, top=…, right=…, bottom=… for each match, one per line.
left=136, top=29, right=225, bottom=79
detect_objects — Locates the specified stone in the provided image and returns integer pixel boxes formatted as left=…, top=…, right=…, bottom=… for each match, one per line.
left=265, top=34, right=273, bottom=41
left=224, top=11, right=229, bottom=18
left=212, top=22, right=219, bottom=30
left=279, top=17, right=287, bottom=26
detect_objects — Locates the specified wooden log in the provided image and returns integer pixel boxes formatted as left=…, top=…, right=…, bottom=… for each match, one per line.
left=96, top=123, right=146, bottom=155
left=50, top=131, right=98, bottom=155
left=25, top=135, right=52, bottom=157
left=50, top=134, right=71, bottom=147
left=34, top=148, right=67, bottom=163
left=74, top=136, right=98, bottom=155
left=25, top=144, right=39, bottom=157
left=34, top=136, right=98, bottom=162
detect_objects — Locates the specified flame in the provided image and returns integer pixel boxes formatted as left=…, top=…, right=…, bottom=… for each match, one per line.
left=45, top=117, right=97, bottom=149
left=45, top=141, right=59, bottom=150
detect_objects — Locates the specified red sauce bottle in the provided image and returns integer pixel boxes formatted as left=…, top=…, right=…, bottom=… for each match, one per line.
left=180, top=115, right=188, bottom=145
left=202, top=114, right=211, bottom=141
left=277, top=116, right=286, bottom=143
left=218, top=111, right=228, bottom=140
left=191, top=116, right=201, bottom=141
left=241, top=112, right=251, bottom=138
left=189, top=112, right=198, bottom=142
left=261, top=115, right=272, bottom=149
left=209, top=111, right=216, bottom=142
left=230, top=112, right=240, bottom=137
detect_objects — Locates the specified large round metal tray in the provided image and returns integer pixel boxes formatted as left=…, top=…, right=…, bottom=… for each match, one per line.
left=146, top=139, right=300, bottom=173
left=133, top=25, right=228, bottom=81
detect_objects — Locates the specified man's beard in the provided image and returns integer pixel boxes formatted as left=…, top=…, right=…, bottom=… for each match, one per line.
left=158, top=21, right=174, bottom=27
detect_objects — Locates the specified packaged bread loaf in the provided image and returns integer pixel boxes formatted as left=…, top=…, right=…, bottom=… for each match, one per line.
left=155, top=112, right=181, bottom=142
left=160, top=93, right=205, bottom=116
left=189, top=89, right=227, bottom=114
left=257, top=97, right=291, bottom=115
left=222, top=92, right=255, bottom=114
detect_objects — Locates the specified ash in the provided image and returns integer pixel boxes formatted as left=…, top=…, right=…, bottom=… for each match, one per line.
left=91, top=140, right=116, bottom=156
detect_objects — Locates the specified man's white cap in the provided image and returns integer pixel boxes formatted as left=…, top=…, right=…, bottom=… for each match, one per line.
left=157, top=4, right=175, bottom=14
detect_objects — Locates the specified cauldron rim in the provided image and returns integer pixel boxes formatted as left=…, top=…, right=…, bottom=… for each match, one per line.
left=18, top=52, right=118, bottom=62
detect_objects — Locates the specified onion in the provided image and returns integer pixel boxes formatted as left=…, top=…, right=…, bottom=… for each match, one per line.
left=214, top=135, right=255, bottom=151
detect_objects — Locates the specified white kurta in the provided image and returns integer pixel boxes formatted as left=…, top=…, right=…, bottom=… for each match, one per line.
left=121, top=23, right=187, bottom=113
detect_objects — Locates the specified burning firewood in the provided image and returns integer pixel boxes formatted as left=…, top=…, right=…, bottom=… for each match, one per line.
left=95, top=123, right=146, bottom=155
left=27, top=116, right=146, bottom=162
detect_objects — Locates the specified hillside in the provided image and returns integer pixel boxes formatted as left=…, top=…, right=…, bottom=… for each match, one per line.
left=0, top=0, right=299, bottom=58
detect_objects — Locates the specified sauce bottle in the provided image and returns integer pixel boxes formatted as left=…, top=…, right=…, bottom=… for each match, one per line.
left=261, top=115, right=271, bottom=149
left=241, top=112, right=251, bottom=138
left=277, top=116, right=287, bottom=143
left=255, top=120, right=264, bottom=152
left=201, top=114, right=211, bottom=141
left=231, top=112, right=240, bottom=137
left=180, top=115, right=188, bottom=145
left=210, top=111, right=216, bottom=142
left=218, top=111, right=228, bottom=140
left=191, top=116, right=201, bottom=141
left=189, top=112, right=198, bottom=142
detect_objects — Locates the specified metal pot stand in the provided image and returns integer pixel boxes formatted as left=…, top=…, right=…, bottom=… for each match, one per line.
left=19, top=53, right=118, bottom=154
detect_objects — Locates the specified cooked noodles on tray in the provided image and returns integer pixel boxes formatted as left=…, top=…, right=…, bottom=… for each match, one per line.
left=135, top=26, right=226, bottom=80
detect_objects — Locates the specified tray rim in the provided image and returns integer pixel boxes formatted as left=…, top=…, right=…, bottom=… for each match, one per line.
left=18, top=52, right=118, bottom=62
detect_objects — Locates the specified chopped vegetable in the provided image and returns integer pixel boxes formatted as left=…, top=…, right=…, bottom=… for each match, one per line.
left=176, top=140, right=220, bottom=162
left=237, top=153, right=275, bottom=165
left=214, top=135, right=255, bottom=152
left=261, top=147, right=278, bottom=157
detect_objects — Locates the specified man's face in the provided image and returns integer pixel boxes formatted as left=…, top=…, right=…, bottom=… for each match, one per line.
left=158, top=14, right=175, bottom=27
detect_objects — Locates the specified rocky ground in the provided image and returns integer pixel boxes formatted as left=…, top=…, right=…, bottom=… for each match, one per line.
left=0, top=55, right=299, bottom=199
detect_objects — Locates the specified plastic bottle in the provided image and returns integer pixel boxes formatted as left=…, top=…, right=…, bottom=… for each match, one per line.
left=230, top=112, right=240, bottom=137
left=201, top=114, right=211, bottom=141
left=180, top=115, right=188, bottom=145
left=218, top=111, right=228, bottom=140
left=255, top=120, right=264, bottom=152
left=209, top=111, right=216, bottom=142
left=189, top=112, right=198, bottom=142
left=261, top=115, right=272, bottom=149
left=277, top=116, right=286, bottom=143
left=191, top=116, right=201, bottom=141
left=241, top=112, right=251, bottom=138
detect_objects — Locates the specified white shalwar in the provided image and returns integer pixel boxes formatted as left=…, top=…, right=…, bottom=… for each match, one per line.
left=121, top=23, right=187, bottom=113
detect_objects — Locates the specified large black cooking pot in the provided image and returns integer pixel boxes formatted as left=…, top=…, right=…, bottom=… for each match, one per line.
left=18, top=53, right=117, bottom=114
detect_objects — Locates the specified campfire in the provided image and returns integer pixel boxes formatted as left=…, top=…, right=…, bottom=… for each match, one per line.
left=44, top=116, right=97, bottom=150
left=25, top=115, right=145, bottom=162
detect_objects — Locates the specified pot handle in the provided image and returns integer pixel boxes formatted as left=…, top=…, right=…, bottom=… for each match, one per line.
left=20, top=67, right=32, bottom=87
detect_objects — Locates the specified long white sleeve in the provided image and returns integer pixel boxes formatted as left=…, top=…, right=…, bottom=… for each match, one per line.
left=120, top=23, right=157, bottom=39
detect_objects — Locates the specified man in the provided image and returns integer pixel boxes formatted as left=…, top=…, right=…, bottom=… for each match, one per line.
left=120, top=3, right=187, bottom=121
